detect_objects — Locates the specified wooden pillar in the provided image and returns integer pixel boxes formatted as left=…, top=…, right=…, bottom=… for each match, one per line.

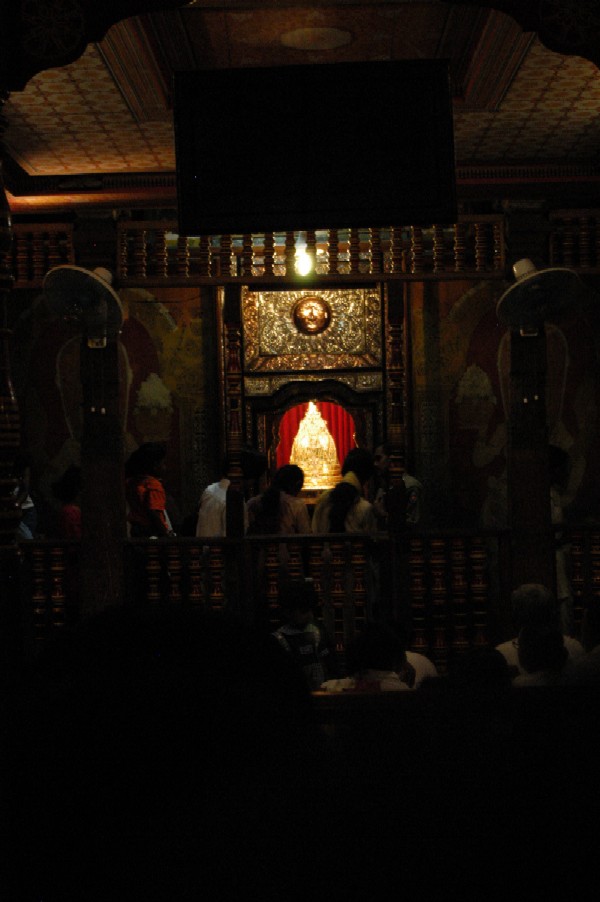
left=79, top=329, right=126, bottom=617
left=222, top=284, right=245, bottom=476
left=506, top=328, right=554, bottom=589
left=384, top=282, right=406, bottom=463
left=0, top=92, right=23, bottom=675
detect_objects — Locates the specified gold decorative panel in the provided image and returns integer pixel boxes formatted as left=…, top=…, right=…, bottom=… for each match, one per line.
left=244, top=373, right=383, bottom=397
left=243, top=287, right=382, bottom=372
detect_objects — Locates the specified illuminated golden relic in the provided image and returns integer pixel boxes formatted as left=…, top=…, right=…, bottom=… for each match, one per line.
left=290, top=401, right=342, bottom=491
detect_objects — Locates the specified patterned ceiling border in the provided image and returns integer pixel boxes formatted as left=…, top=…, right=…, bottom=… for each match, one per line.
left=7, top=163, right=600, bottom=204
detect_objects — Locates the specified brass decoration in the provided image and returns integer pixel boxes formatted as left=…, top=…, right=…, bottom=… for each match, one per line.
left=244, top=372, right=383, bottom=397
left=290, top=402, right=342, bottom=491
left=292, top=296, right=331, bottom=335
left=243, top=287, right=382, bottom=371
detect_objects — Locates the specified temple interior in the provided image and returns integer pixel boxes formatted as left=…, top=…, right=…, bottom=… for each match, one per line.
left=2, top=4, right=600, bottom=894
left=1, top=0, right=600, bottom=654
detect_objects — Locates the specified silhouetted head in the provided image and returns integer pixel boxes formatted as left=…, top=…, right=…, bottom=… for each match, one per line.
left=278, top=578, right=319, bottom=625
left=125, top=442, right=167, bottom=478
left=341, top=447, right=375, bottom=486
left=345, top=622, right=406, bottom=675
left=273, top=464, right=304, bottom=496
left=373, top=442, right=395, bottom=476
left=510, top=583, right=559, bottom=632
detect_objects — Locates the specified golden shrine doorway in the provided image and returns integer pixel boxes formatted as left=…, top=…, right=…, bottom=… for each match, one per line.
left=248, top=380, right=383, bottom=491
left=221, top=283, right=405, bottom=483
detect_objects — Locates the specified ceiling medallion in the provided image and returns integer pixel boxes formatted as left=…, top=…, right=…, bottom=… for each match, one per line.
left=280, top=27, right=353, bottom=51
left=22, top=0, right=85, bottom=61
left=292, top=296, right=332, bottom=335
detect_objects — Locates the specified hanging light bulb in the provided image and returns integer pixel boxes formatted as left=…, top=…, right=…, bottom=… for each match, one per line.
left=295, top=244, right=313, bottom=276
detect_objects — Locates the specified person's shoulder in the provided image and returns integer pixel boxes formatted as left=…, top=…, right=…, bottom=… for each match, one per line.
left=313, top=488, right=331, bottom=507
left=405, top=650, right=437, bottom=676
left=495, top=638, right=518, bottom=661
left=564, top=635, right=585, bottom=658
left=298, top=621, right=321, bottom=642
left=311, top=490, right=331, bottom=531
left=319, top=677, right=356, bottom=693
left=200, top=481, right=221, bottom=500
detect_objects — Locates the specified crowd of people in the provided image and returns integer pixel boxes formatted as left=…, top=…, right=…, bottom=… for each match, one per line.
left=5, top=442, right=600, bottom=899
left=8, top=439, right=423, bottom=541
left=14, top=440, right=600, bottom=690
left=190, top=442, right=422, bottom=540
left=5, top=579, right=600, bottom=899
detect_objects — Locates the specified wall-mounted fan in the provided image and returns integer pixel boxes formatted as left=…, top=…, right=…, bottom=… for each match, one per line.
left=496, top=258, right=581, bottom=335
left=43, top=265, right=123, bottom=348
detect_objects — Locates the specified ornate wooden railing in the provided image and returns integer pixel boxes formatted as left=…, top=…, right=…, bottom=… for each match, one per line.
left=11, top=222, right=75, bottom=287
left=9, top=207, right=600, bottom=289
left=115, top=216, right=506, bottom=285
left=569, top=524, right=600, bottom=622
left=17, top=529, right=513, bottom=672
left=16, top=523, right=600, bottom=668
left=9, top=209, right=600, bottom=289
left=8, top=216, right=506, bottom=289
left=549, top=210, right=600, bottom=271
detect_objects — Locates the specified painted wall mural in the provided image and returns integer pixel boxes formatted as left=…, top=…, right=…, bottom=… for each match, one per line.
left=436, top=281, right=600, bottom=528
left=8, top=273, right=600, bottom=537
left=10, top=285, right=210, bottom=534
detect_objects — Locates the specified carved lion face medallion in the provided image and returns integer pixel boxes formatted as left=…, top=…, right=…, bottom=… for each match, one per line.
left=292, top=296, right=331, bottom=335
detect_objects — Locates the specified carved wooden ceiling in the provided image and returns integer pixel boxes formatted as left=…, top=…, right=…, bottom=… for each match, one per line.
left=2, top=0, right=600, bottom=213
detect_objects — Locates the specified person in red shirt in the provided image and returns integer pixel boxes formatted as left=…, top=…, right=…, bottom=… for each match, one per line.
left=52, top=465, right=82, bottom=540
left=125, top=443, right=175, bottom=537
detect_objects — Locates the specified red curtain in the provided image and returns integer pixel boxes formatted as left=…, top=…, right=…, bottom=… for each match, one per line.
left=276, top=402, right=356, bottom=469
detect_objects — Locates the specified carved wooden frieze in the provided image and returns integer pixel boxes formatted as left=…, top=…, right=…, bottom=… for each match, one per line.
left=244, top=373, right=383, bottom=397
left=242, top=287, right=382, bottom=372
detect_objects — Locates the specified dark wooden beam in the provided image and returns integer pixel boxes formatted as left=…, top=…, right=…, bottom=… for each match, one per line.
left=455, top=0, right=600, bottom=69
left=0, top=0, right=189, bottom=91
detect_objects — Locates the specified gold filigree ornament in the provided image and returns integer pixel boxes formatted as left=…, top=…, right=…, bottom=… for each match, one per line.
left=290, top=401, right=342, bottom=491
left=243, top=287, right=382, bottom=372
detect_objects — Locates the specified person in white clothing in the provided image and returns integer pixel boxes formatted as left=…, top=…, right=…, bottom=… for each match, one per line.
left=405, top=650, right=438, bottom=688
left=495, top=582, right=583, bottom=678
left=195, top=456, right=248, bottom=537
left=312, top=448, right=377, bottom=534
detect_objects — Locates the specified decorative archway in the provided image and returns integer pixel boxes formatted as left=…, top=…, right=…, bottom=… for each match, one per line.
left=245, top=378, right=382, bottom=481
left=276, top=400, right=356, bottom=470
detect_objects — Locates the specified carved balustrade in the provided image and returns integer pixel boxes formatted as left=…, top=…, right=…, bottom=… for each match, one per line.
left=11, top=211, right=600, bottom=290
left=11, top=223, right=74, bottom=287
left=22, top=523, right=600, bottom=671
left=113, top=217, right=506, bottom=286
left=550, top=210, right=600, bottom=271
left=569, top=525, right=600, bottom=627
left=17, top=529, right=517, bottom=672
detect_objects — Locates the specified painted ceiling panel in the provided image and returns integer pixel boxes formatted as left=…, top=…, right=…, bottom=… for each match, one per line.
left=2, top=2, right=600, bottom=188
